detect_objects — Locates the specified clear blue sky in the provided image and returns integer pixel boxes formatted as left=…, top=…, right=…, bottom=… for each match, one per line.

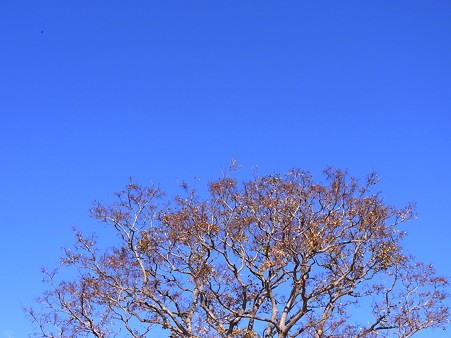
left=1, top=1, right=450, bottom=337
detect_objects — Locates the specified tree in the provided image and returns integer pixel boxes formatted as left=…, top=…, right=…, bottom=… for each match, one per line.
left=28, top=167, right=449, bottom=337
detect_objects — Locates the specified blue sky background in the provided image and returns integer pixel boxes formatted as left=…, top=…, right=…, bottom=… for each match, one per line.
left=1, top=1, right=450, bottom=337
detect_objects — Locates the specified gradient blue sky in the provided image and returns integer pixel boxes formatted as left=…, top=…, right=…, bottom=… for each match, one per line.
left=1, top=1, right=450, bottom=337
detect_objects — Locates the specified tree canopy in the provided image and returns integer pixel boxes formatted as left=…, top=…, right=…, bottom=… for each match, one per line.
left=29, top=167, right=449, bottom=337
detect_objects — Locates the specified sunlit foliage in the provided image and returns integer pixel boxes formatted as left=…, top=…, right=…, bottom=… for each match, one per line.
left=28, top=167, right=448, bottom=337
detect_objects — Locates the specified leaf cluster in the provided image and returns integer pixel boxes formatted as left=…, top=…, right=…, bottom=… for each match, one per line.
left=28, top=168, right=449, bottom=337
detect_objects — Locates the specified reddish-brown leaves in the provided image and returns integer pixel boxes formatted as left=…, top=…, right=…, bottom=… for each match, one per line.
left=28, top=168, right=449, bottom=338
